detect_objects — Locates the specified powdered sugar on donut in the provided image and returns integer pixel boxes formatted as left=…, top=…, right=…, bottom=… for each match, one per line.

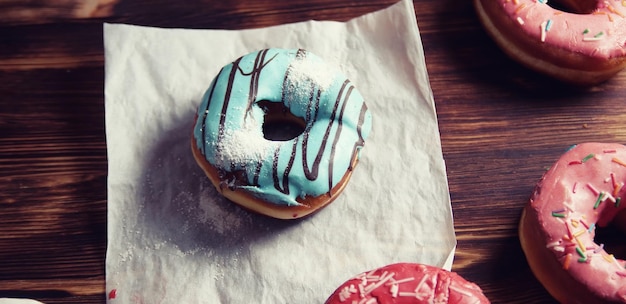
left=289, top=55, right=336, bottom=91
left=217, top=116, right=275, bottom=166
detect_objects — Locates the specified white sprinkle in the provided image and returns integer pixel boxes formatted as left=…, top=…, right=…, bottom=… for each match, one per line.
left=595, top=154, right=602, bottom=161
left=540, top=21, right=547, bottom=42
left=385, top=277, right=415, bottom=286
left=415, top=292, right=426, bottom=301
left=517, top=16, right=525, bottom=25
left=398, top=292, right=418, bottom=297
left=358, top=283, right=365, bottom=298
left=390, top=284, right=399, bottom=298
left=414, top=274, right=429, bottom=294
left=364, top=283, right=376, bottom=294
left=363, top=272, right=395, bottom=296
left=546, top=240, right=562, bottom=248
left=378, top=271, right=389, bottom=280
left=339, top=285, right=357, bottom=302
left=449, top=285, right=475, bottom=298
left=358, top=274, right=368, bottom=287
left=583, top=37, right=604, bottom=42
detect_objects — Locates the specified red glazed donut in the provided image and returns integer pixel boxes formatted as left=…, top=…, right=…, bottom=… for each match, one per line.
left=325, top=263, right=490, bottom=304
left=474, top=0, right=626, bottom=85
left=520, top=143, right=626, bottom=303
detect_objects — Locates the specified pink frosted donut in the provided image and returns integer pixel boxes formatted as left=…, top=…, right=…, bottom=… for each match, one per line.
left=520, top=143, right=626, bottom=303
left=325, top=263, right=490, bottom=304
left=474, top=0, right=626, bottom=84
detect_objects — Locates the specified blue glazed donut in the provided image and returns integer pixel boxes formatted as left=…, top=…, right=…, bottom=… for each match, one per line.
left=191, top=48, right=372, bottom=219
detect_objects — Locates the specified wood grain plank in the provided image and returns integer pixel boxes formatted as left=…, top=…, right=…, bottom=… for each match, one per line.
left=0, top=23, right=104, bottom=70
left=1, top=277, right=104, bottom=295
left=108, top=0, right=398, bottom=29
left=0, top=0, right=116, bottom=25
left=419, top=3, right=626, bottom=304
left=0, top=65, right=106, bottom=303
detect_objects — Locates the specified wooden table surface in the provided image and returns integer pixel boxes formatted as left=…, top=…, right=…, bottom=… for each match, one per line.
left=2, top=0, right=626, bottom=303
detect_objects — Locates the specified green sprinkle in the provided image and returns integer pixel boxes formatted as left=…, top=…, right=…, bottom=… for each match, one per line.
left=616, top=197, right=621, bottom=208
left=582, top=153, right=595, bottom=163
left=576, top=246, right=586, bottom=258
left=594, top=32, right=604, bottom=38
left=552, top=212, right=566, bottom=218
left=594, top=192, right=604, bottom=209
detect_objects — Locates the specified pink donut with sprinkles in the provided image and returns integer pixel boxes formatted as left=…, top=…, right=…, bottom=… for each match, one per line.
left=520, top=143, right=626, bottom=303
left=474, top=0, right=626, bottom=85
left=324, top=263, right=490, bottom=304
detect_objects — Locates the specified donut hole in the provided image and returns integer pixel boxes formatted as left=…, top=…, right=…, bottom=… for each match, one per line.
left=592, top=209, right=626, bottom=261
left=548, top=0, right=598, bottom=14
left=593, top=225, right=626, bottom=261
left=258, top=100, right=306, bottom=141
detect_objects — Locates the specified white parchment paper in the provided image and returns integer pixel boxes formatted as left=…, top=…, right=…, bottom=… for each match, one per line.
left=104, top=0, right=456, bottom=303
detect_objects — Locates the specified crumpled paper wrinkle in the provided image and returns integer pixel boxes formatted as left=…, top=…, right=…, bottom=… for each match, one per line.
left=104, top=0, right=455, bottom=303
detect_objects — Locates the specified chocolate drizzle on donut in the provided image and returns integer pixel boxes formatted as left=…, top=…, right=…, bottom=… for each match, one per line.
left=214, top=56, right=242, bottom=170
left=239, top=49, right=277, bottom=121
left=272, top=140, right=298, bottom=195
left=300, top=83, right=323, bottom=181
left=198, top=67, right=223, bottom=156
left=194, top=48, right=371, bottom=204
left=326, top=81, right=354, bottom=195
